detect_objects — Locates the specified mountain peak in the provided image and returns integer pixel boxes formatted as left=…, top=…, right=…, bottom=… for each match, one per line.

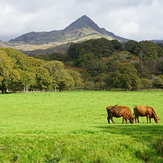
left=79, top=15, right=90, bottom=20
left=64, top=15, right=100, bottom=31
left=78, top=15, right=94, bottom=23
left=9, top=15, right=128, bottom=47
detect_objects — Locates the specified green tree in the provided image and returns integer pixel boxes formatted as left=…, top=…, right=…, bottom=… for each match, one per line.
left=94, top=81, right=106, bottom=90
left=0, top=48, right=49, bottom=92
left=107, top=51, right=140, bottom=72
left=10, top=51, right=45, bottom=92
left=67, top=69, right=83, bottom=89
left=34, top=67, right=52, bottom=91
left=152, top=75, right=163, bottom=88
left=92, top=38, right=115, bottom=57
left=49, top=53, right=68, bottom=61
left=68, top=43, right=85, bottom=59
left=43, top=60, right=83, bottom=91
left=158, top=60, right=163, bottom=73
left=43, top=61, right=64, bottom=90
left=0, top=50, right=20, bottom=93
left=54, top=69, right=75, bottom=91
left=111, top=63, right=140, bottom=90
left=125, top=40, right=138, bottom=54
left=67, top=38, right=115, bottom=60
left=111, top=40, right=123, bottom=50
left=135, top=41, right=159, bottom=60
left=77, top=53, right=96, bottom=68
left=136, top=60, right=159, bottom=78
left=34, top=54, right=50, bottom=61
left=19, top=70, right=36, bottom=92
left=154, top=44, right=163, bottom=57
left=139, top=78, right=153, bottom=89
left=0, top=48, right=83, bottom=92
left=84, top=81, right=94, bottom=90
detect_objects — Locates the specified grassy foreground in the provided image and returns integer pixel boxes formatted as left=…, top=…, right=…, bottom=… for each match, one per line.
left=0, top=91, right=163, bottom=162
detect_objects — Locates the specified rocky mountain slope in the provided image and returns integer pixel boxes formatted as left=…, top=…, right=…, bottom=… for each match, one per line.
left=9, top=15, right=128, bottom=45
left=1, top=15, right=128, bottom=51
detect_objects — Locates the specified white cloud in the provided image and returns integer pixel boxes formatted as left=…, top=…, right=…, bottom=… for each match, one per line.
left=0, top=0, right=162, bottom=41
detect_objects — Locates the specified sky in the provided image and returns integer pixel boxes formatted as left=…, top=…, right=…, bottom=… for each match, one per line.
left=0, top=0, right=163, bottom=42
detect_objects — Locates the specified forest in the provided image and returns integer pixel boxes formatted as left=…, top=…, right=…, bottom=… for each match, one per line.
left=0, top=38, right=163, bottom=93
left=34, top=38, right=163, bottom=90
left=0, top=48, right=83, bottom=93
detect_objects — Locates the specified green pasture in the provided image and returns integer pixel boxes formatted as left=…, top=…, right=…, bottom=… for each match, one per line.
left=0, top=91, right=163, bottom=162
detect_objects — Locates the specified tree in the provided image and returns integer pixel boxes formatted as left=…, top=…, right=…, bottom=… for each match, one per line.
left=67, top=43, right=85, bottom=59
left=107, top=51, right=140, bottom=72
left=124, top=40, right=138, bottom=54
left=34, top=54, right=50, bottom=61
left=154, top=44, right=163, bottom=57
left=0, top=48, right=83, bottom=93
left=77, top=53, right=96, bottom=68
left=111, top=63, right=140, bottom=90
left=49, top=53, right=68, bottom=61
left=43, top=61, right=65, bottom=91
left=94, top=81, right=106, bottom=90
left=152, top=75, right=163, bottom=88
left=54, top=69, right=75, bottom=91
left=0, top=50, right=20, bottom=93
left=43, top=60, right=83, bottom=91
left=34, top=67, right=52, bottom=91
left=67, top=38, right=115, bottom=60
left=92, top=38, right=115, bottom=57
left=67, top=69, right=83, bottom=89
left=111, top=40, right=123, bottom=50
left=139, top=78, right=152, bottom=89
left=158, top=59, right=163, bottom=74
left=84, top=81, right=94, bottom=90
left=136, top=60, right=159, bottom=78
left=135, top=41, right=159, bottom=60
left=0, top=48, right=46, bottom=91
left=19, top=70, right=36, bottom=92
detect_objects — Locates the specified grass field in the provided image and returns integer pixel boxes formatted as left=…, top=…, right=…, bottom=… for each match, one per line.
left=0, top=91, right=163, bottom=162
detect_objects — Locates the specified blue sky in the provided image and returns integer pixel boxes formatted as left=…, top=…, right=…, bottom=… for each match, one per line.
left=0, top=0, right=163, bottom=41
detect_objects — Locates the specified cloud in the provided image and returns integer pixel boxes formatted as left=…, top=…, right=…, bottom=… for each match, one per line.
left=93, top=0, right=163, bottom=40
left=0, top=0, right=162, bottom=41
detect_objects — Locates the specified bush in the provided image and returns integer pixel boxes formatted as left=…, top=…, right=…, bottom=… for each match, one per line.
left=152, top=75, right=163, bottom=88
left=139, top=78, right=153, bottom=89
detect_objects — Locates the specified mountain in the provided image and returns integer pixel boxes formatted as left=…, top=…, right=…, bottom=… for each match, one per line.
left=63, top=15, right=127, bottom=42
left=1, top=15, right=163, bottom=53
left=8, top=15, right=127, bottom=47
left=150, top=40, right=163, bottom=44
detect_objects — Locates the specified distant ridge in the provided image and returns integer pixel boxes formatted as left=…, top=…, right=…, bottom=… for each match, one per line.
left=9, top=15, right=128, bottom=45
left=1, top=15, right=162, bottom=52
left=150, top=40, right=163, bottom=44
left=64, top=15, right=127, bottom=42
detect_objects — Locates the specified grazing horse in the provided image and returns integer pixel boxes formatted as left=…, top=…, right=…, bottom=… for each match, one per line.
left=106, top=105, right=134, bottom=124
left=133, top=105, right=160, bottom=123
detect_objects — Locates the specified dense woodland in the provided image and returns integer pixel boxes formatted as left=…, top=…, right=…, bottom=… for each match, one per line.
left=0, top=48, right=83, bottom=93
left=0, top=38, right=163, bottom=93
left=34, top=38, right=163, bottom=90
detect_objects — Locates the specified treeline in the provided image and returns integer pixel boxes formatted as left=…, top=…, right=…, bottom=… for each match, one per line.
left=0, top=48, right=83, bottom=93
left=34, top=38, right=163, bottom=90
left=1, top=38, right=163, bottom=93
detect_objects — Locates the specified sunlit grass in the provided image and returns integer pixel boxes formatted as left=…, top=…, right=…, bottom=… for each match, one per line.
left=0, top=91, right=163, bottom=162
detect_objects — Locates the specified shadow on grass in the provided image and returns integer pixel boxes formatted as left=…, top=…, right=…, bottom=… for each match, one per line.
left=96, top=124, right=163, bottom=138
left=96, top=124, right=163, bottom=162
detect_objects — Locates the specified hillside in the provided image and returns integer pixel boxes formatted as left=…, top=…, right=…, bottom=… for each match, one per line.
left=9, top=15, right=128, bottom=44
left=32, top=38, right=163, bottom=90
left=1, top=15, right=163, bottom=53
left=1, top=38, right=163, bottom=93
left=0, top=15, right=128, bottom=51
